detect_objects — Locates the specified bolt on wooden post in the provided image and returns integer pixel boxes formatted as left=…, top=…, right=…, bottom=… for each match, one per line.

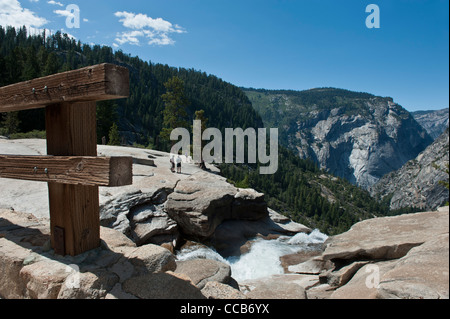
left=0, top=64, right=132, bottom=256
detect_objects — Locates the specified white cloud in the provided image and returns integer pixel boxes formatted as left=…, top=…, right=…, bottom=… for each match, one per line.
left=147, top=32, right=174, bottom=46
left=113, top=11, right=185, bottom=47
left=115, top=30, right=144, bottom=46
left=54, top=8, right=71, bottom=18
left=47, top=0, right=63, bottom=6
left=115, top=11, right=183, bottom=33
left=0, top=0, right=48, bottom=28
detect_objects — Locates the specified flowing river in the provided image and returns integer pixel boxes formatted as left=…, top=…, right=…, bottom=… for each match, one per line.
left=176, top=229, right=328, bottom=282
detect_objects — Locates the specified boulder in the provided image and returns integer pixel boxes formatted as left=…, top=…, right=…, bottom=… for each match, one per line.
left=376, top=233, right=449, bottom=299
left=125, top=244, right=177, bottom=275
left=105, top=283, right=138, bottom=299
left=0, top=240, right=39, bottom=299
left=19, top=259, right=71, bottom=299
left=122, top=272, right=206, bottom=299
left=201, top=281, right=248, bottom=299
left=242, top=274, right=320, bottom=292
left=281, top=250, right=322, bottom=273
left=232, top=189, right=268, bottom=220
left=321, top=209, right=450, bottom=299
left=174, top=259, right=232, bottom=289
left=165, top=172, right=268, bottom=239
left=240, top=275, right=308, bottom=299
left=288, top=257, right=333, bottom=275
left=322, top=211, right=449, bottom=262
left=100, top=226, right=135, bottom=252
left=99, top=189, right=154, bottom=235
left=100, top=188, right=181, bottom=249
left=129, top=203, right=179, bottom=247
left=320, top=261, right=369, bottom=287
left=268, top=208, right=312, bottom=234
left=57, top=270, right=119, bottom=299
left=329, top=261, right=396, bottom=299
left=305, top=284, right=336, bottom=299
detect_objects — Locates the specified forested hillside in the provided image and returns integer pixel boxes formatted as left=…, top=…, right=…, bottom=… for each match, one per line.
left=0, top=26, right=262, bottom=149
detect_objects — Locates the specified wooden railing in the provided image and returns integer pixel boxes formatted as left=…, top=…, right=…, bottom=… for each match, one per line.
left=0, top=63, right=132, bottom=256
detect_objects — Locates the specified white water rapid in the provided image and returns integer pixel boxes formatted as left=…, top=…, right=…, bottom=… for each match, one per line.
left=176, top=229, right=328, bottom=282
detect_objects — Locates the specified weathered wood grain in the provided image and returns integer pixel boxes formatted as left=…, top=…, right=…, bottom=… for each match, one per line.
left=0, top=155, right=132, bottom=186
left=0, top=63, right=129, bottom=112
left=46, top=101, right=100, bottom=256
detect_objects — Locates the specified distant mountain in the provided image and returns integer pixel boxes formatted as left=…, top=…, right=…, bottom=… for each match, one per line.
left=370, top=128, right=449, bottom=211
left=245, top=88, right=433, bottom=189
left=412, top=108, right=449, bottom=140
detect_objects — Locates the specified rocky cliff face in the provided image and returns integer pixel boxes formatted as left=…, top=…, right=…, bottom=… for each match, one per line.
left=246, top=88, right=433, bottom=190
left=370, top=127, right=449, bottom=211
left=412, top=108, right=449, bottom=140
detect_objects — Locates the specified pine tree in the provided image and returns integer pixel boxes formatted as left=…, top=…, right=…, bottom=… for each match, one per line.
left=160, top=76, right=190, bottom=147
left=97, top=100, right=119, bottom=144
left=22, top=46, right=40, bottom=81
left=0, top=55, right=6, bottom=86
left=1, top=112, right=21, bottom=136
left=193, top=109, right=208, bottom=159
left=108, top=122, right=121, bottom=146
left=42, top=52, right=59, bottom=76
left=194, top=109, right=208, bottom=131
left=236, top=175, right=250, bottom=189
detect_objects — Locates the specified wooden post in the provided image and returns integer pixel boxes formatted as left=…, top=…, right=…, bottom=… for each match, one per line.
left=46, top=102, right=99, bottom=255
left=0, top=64, right=131, bottom=256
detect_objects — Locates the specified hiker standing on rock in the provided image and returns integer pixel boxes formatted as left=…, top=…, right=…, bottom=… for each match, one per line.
left=176, top=156, right=182, bottom=174
left=170, top=156, right=175, bottom=173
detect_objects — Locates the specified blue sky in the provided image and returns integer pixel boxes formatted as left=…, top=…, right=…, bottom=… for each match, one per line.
left=1, top=0, right=449, bottom=111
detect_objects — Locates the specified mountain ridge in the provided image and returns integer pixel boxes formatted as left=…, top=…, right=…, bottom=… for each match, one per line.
left=412, top=108, right=449, bottom=140
left=370, top=127, right=449, bottom=211
left=244, top=87, right=433, bottom=190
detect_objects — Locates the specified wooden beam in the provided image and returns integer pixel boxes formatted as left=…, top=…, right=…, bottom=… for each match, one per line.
left=0, top=63, right=129, bottom=112
left=0, top=155, right=133, bottom=187
left=46, top=101, right=100, bottom=256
